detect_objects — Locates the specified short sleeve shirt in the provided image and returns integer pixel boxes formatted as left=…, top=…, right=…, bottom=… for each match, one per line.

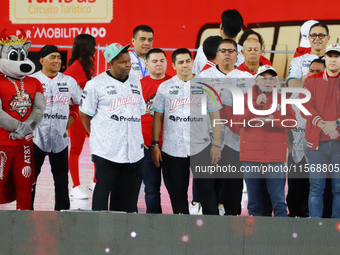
left=200, top=67, right=254, bottom=151
left=152, top=76, right=221, bottom=157
left=32, top=71, right=82, bottom=153
left=80, top=72, right=146, bottom=163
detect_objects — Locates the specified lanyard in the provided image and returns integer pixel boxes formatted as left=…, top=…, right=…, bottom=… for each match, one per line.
left=133, top=50, right=148, bottom=78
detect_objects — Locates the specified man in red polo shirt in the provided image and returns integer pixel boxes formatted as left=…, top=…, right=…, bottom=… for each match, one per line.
left=140, top=48, right=171, bottom=213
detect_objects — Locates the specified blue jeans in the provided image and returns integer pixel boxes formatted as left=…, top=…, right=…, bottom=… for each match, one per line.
left=307, top=141, right=340, bottom=218
left=243, top=162, right=287, bottom=217
left=141, top=147, right=162, bottom=213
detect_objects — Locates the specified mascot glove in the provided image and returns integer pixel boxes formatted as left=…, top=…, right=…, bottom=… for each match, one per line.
left=9, top=121, right=33, bottom=140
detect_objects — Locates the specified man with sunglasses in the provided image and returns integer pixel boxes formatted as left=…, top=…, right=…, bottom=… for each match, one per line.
left=287, top=23, right=330, bottom=88
left=287, top=23, right=332, bottom=218
left=200, top=39, right=253, bottom=216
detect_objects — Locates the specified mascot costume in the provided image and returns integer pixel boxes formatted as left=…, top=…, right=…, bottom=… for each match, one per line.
left=0, top=29, right=45, bottom=209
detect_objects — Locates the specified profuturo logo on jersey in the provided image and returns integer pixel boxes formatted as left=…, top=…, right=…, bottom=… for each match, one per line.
left=169, top=95, right=201, bottom=113
left=10, top=0, right=113, bottom=24
left=169, top=115, right=204, bottom=122
left=0, top=152, right=7, bottom=180
left=109, top=94, right=141, bottom=112
left=22, top=166, right=32, bottom=178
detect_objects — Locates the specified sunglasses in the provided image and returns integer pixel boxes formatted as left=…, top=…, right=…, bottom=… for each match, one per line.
left=217, top=48, right=237, bottom=54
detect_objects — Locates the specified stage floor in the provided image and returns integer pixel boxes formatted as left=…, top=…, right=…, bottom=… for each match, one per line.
left=0, top=138, right=250, bottom=215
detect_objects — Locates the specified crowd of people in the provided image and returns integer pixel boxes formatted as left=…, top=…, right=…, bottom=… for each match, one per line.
left=1, top=9, right=340, bottom=219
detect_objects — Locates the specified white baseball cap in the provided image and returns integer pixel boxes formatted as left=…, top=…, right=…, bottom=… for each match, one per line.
left=326, top=43, right=340, bottom=54
left=255, top=65, right=277, bottom=78
left=300, top=20, right=319, bottom=48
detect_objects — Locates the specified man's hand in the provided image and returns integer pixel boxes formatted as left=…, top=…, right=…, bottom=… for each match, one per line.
left=210, top=145, right=221, bottom=164
left=151, top=146, right=162, bottom=167
left=66, top=115, right=75, bottom=130
left=256, top=94, right=267, bottom=106
left=321, top=121, right=337, bottom=135
left=328, top=130, right=340, bottom=140
left=317, top=120, right=326, bottom=129
left=143, top=144, right=149, bottom=149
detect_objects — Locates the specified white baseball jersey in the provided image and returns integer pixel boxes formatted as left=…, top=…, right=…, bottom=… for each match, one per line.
left=287, top=53, right=321, bottom=80
left=200, top=67, right=254, bottom=151
left=129, top=51, right=149, bottom=80
left=291, top=92, right=307, bottom=164
left=79, top=71, right=146, bottom=163
left=287, top=54, right=323, bottom=162
left=192, top=44, right=245, bottom=75
left=152, top=75, right=221, bottom=157
left=32, top=71, right=82, bottom=153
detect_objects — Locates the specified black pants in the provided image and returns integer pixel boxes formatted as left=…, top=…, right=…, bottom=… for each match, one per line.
left=92, top=155, right=142, bottom=212
left=191, top=145, right=220, bottom=215
left=287, top=155, right=309, bottom=217
left=162, top=152, right=190, bottom=214
left=218, top=146, right=244, bottom=215
left=31, top=144, right=70, bottom=211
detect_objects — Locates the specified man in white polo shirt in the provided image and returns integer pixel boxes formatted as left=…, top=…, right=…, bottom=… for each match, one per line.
left=79, top=43, right=146, bottom=212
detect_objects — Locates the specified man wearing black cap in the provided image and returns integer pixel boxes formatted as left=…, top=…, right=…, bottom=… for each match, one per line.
left=79, top=43, right=146, bottom=212
left=31, top=45, right=82, bottom=210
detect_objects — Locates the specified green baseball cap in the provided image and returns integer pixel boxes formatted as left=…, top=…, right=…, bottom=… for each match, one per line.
left=104, top=43, right=130, bottom=62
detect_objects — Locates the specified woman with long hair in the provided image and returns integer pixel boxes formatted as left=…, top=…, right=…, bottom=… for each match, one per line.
left=64, top=34, right=96, bottom=199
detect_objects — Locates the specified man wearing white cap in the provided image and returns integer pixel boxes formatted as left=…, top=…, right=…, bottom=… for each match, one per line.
left=294, top=20, right=319, bottom=58
left=287, top=22, right=330, bottom=88
left=79, top=43, right=146, bottom=212
left=300, top=43, right=340, bottom=218
left=229, top=65, right=295, bottom=216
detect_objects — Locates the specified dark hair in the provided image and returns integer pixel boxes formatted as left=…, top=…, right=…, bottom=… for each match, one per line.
left=221, top=9, right=243, bottom=38
left=218, top=38, right=237, bottom=50
left=309, top=23, right=329, bottom=35
left=238, top=30, right=264, bottom=47
left=133, top=25, right=154, bottom=38
left=68, top=34, right=96, bottom=81
left=310, top=58, right=326, bottom=67
left=172, top=48, right=192, bottom=63
left=203, top=36, right=222, bottom=61
left=146, top=48, right=166, bottom=60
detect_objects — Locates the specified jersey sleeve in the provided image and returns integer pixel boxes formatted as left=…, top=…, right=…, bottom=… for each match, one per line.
left=287, top=57, right=303, bottom=80
left=79, top=81, right=98, bottom=117
left=207, top=89, right=222, bottom=112
left=69, top=77, right=82, bottom=105
left=192, top=46, right=207, bottom=75
left=137, top=80, right=146, bottom=115
left=152, top=83, right=166, bottom=113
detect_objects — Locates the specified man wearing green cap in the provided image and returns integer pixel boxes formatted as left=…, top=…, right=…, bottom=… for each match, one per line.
left=79, top=43, right=146, bottom=212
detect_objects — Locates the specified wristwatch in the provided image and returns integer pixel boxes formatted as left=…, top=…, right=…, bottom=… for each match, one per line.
left=151, top=141, right=159, bottom=148
left=335, top=119, right=340, bottom=128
